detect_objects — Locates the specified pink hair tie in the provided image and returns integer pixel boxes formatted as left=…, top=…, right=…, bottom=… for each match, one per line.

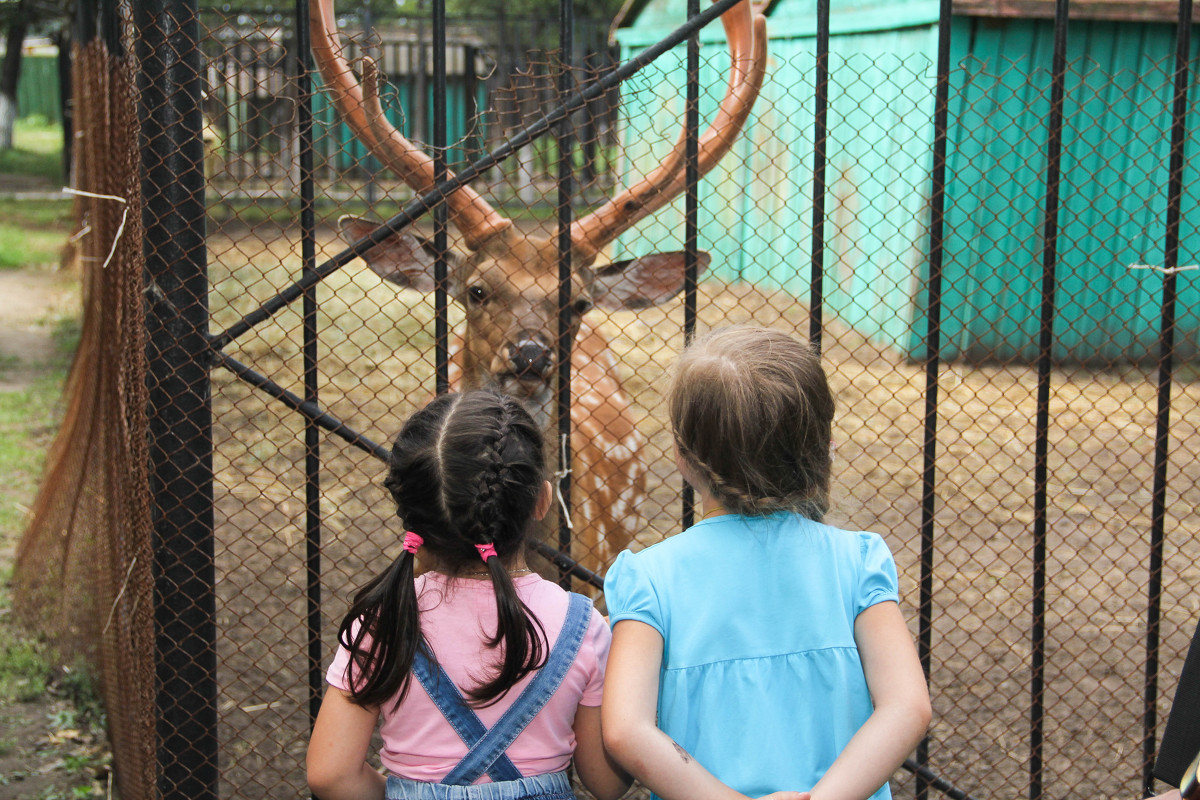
left=402, top=531, right=424, bottom=554
left=474, top=543, right=498, bottom=562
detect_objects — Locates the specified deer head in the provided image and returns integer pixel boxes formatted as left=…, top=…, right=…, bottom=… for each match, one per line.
left=311, top=0, right=767, bottom=424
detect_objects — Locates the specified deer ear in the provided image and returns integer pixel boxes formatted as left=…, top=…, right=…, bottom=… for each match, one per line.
left=591, top=251, right=712, bottom=310
left=338, top=215, right=455, bottom=292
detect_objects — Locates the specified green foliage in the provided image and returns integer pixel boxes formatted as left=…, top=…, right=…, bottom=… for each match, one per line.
left=55, top=660, right=106, bottom=730
left=0, top=638, right=50, bottom=702
left=0, top=0, right=70, bottom=37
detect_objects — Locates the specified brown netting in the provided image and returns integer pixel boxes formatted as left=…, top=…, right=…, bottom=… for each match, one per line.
left=12, top=39, right=155, bottom=800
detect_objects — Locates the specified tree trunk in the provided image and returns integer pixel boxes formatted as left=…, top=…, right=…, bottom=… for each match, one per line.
left=0, top=2, right=30, bottom=150
left=55, top=28, right=72, bottom=181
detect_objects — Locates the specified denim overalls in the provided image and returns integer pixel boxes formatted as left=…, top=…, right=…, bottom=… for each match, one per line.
left=384, top=592, right=592, bottom=800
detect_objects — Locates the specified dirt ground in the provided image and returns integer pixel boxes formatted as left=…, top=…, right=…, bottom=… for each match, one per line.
left=201, top=220, right=1200, bottom=800
left=0, top=264, right=109, bottom=800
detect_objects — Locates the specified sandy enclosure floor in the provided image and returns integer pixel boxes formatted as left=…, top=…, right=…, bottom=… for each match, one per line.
left=204, top=222, right=1200, bottom=800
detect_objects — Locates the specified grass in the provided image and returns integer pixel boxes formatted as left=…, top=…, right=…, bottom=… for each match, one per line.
left=0, top=118, right=72, bottom=270
left=0, top=371, right=69, bottom=540
left=0, top=118, right=64, bottom=186
left=0, top=201, right=72, bottom=269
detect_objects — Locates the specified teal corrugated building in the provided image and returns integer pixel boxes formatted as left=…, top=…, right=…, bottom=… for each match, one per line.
left=614, top=0, right=1200, bottom=362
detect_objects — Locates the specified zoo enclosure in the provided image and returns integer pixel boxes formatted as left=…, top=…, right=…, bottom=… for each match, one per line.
left=200, top=8, right=622, bottom=199
left=15, top=0, right=1200, bottom=799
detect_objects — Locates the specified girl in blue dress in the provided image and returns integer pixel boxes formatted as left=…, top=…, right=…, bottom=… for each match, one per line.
left=601, top=325, right=931, bottom=800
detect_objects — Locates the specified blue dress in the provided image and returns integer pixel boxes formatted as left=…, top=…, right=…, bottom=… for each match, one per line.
left=604, top=512, right=900, bottom=800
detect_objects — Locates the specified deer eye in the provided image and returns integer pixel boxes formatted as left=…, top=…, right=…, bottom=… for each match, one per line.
left=572, top=298, right=593, bottom=316
left=467, top=285, right=489, bottom=305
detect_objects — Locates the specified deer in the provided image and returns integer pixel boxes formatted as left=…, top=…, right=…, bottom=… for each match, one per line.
left=311, top=0, right=767, bottom=589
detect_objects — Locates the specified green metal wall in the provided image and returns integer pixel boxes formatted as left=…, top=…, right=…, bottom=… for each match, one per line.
left=614, top=0, right=940, bottom=349
left=16, top=54, right=61, bottom=123
left=931, top=16, right=1200, bottom=363
left=615, top=1, right=1200, bottom=362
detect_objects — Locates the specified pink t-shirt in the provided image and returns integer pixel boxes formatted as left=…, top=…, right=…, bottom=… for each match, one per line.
left=326, top=572, right=611, bottom=782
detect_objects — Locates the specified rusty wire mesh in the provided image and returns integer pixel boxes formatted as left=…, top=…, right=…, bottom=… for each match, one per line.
left=15, top=3, right=1200, bottom=800
left=13, top=37, right=157, bottom=800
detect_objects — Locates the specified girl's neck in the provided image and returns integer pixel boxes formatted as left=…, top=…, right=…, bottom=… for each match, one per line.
left=425, top=555, right=533, bottom=580
left=699, top=493, right=728, bottom=520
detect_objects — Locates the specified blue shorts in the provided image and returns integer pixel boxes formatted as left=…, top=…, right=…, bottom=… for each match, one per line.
left=385, top=771, right=576, bottom=800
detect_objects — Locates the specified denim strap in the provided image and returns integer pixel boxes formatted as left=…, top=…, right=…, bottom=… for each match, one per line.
left=412, top=649, right=523, bottom=783
left=441, top=593, right=593, bottom=786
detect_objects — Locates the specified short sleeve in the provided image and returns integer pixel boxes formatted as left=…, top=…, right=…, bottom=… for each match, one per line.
left=579, top=608, right=612, bottom=707
left=325, top=619, right=367, bottom=692
left=326, top=642, right=355, bottom=691
left=603, top=550, right=665, bottom=635
left=854, top=532, right=900, bottom=617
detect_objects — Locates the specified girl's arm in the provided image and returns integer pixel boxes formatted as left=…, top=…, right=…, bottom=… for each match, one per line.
left=808, top=601, right=932, bottom=800
left=573, top=704, right=633, bottom=800
left=602, top=619, right=805, bottom=800
left=307, top=687, right=386, bottom=800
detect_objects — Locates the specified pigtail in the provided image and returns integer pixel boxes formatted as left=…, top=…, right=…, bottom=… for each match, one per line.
left=350, top=390, right=548, bottom=711
left=337, top=546, right=424, bottom=709
left=462, top=403, right=547, bottom=707
left=465, top=551, right=547, bottom=707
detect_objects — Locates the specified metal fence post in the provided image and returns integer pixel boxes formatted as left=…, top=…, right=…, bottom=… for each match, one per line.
left=136, top=0, right=217, bottom=797
left=1145, top=0, right=1194, bottom=792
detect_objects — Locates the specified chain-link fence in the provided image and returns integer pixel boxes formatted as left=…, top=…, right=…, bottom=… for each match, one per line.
left=15, top=0, right=1200, bottom=798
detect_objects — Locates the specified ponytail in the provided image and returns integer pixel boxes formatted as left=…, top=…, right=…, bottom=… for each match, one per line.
left=337, top=548, right=424, bottom=709
left=465, top=553, right=546, bottom=707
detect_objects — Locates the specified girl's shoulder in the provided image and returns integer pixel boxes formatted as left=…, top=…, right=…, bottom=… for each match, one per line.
left=516, top=575, right=609, bottom=629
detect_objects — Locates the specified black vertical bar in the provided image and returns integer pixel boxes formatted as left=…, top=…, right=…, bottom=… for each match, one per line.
left=556, top=0, right=575, bottom=588
left=1145, top=0, right=1192, bottom=793
left=55, top=29, right=72, bottom=182
left=582, top=51, right=598, bottom=189
left=362, top=5, right=379, bottom=206
left=415, top=4, right=428, bottom=142
left=99, top=0, right=120, bottom=58
left=434, top=0, right=450, bottom=396
left=77, top=0, right=97, bottom=49
left=809, top=0, right=829, bottom=353
left=1031, top=2, right=1069, bottom=797
left=295, top=0, right=323, bottom=729
left=918, top=0, right=953, bottom=796
left=464, top=45, right=480, bottom=163
left=682, top=0, right=700, bottom=530
left=136, top=1, right=217, bottom=798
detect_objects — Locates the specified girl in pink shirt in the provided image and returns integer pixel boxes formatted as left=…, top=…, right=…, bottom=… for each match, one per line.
left=307, top=390, right=630, bottom=800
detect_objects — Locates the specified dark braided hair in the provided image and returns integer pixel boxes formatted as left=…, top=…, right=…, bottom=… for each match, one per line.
left=338, top=390, right=548, bottom=709
left=669, top=326, right=835, bottom=520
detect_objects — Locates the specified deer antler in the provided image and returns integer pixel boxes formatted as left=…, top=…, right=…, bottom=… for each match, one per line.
left=570, top=0, right=768, bottom=262
left=310, top=0, right=512, bottom=251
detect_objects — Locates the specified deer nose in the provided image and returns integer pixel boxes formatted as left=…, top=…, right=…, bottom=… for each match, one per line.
left=508, top=338, right=554, bottom=379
